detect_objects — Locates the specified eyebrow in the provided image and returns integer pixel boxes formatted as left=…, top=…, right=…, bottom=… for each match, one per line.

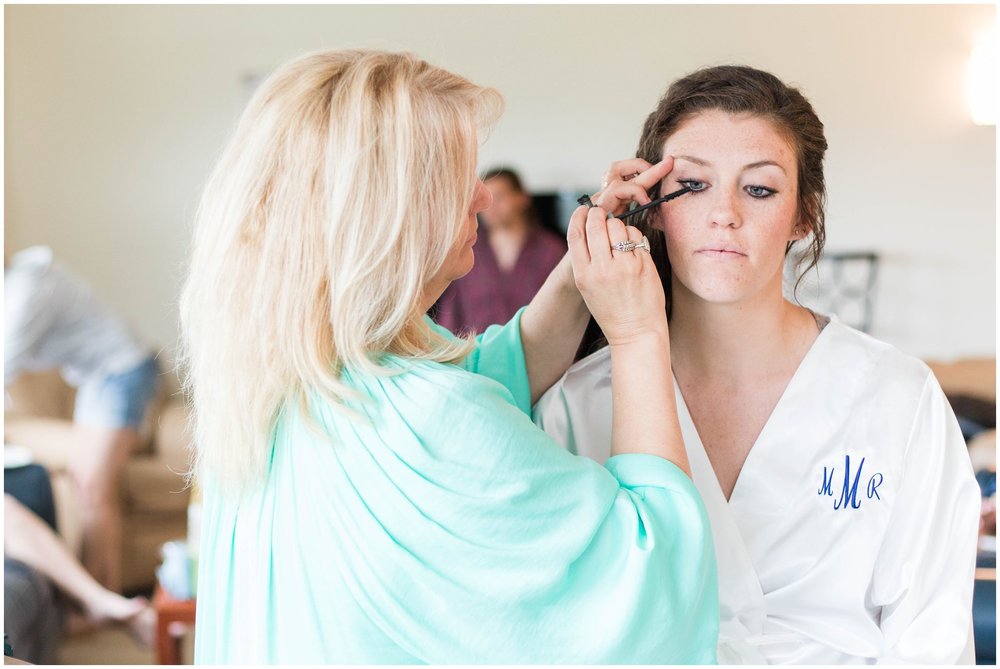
left=675, top=155, right=787, bottom=174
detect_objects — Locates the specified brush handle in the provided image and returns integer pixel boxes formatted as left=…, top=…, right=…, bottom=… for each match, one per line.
left=617, top=186, right=692, bottom=220
left=576, top=188, right=692, bottom=220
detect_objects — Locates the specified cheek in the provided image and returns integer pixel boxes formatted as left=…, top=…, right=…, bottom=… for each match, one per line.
left=655, top=205, right=696, bottom=247
left=763, top=199, right=800, bottom=242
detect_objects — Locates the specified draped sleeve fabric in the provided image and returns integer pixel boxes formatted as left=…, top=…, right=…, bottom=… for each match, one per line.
left=195, top=311, right=719, bottom=664
left=426, top=306, right=531, bottom=415
left=870, top=372, right=980, bottom=664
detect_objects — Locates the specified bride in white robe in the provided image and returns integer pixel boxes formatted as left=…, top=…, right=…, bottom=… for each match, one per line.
left=534, top=65, right=980, bottom=664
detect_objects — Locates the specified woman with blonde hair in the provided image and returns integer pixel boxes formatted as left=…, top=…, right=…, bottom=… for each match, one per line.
left=181, top=49, right=718, bottom=663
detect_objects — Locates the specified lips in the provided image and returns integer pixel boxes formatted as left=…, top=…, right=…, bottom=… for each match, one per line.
left=697, top=245, right=747, bottom=257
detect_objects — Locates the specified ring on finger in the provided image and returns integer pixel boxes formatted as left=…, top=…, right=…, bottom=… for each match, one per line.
left=610, top=236, right=651, bottom=253
left=622, top=171, right=642, bottom=182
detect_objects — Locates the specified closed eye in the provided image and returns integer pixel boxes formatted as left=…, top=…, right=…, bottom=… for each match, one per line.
left=677, top=179, right=708, bottom=192
left=746, top=185, right=777, bottom=199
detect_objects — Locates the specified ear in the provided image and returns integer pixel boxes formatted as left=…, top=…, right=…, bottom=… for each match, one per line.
left=790, top=214, right=810, bottom=242
left=648, top=209, right=667, bottom=232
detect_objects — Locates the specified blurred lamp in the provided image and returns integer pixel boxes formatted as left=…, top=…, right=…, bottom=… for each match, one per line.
left=967, top=29, right=997, bottom=126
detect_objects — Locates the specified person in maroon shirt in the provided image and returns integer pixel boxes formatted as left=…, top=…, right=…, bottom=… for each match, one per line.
left=434, top=167, right=567, bottom=334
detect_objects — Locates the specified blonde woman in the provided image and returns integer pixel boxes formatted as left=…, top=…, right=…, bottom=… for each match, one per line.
left=181, top=49, right=719, bottom=663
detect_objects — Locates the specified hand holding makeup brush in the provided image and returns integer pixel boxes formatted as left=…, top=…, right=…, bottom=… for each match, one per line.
left=566, top=202, right=686, bottom=472
left=566, top=204, right=667, bottom=347
left=590, top=157, right=676, bottom=218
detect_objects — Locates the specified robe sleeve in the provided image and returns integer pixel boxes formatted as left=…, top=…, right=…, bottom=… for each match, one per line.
left=322, top=331, right=719, bottom=663
left=871, top=372, right=981, bottom=664
left=427, top=306, right=531, bottom=415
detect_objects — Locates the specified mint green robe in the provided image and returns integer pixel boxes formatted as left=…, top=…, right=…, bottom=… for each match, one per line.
left=194, top=310, right=719, bottom=663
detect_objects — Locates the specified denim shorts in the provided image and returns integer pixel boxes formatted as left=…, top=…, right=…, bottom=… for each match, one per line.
left=73, top=355, right=161, bottom=431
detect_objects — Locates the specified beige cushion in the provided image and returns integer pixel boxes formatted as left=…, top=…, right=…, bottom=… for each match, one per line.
left=4, top=415, right=79, bottom=471
left=154, top=402, right=192, bottom=473
left=925, top=358, right=996, bottom=403
left=123, top=458, right=190, bottom=514
left=5, top=369, right=75, bottom=420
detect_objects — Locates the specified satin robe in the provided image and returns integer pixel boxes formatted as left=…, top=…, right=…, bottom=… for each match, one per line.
left=534, top=318, right=980, bottom=663
left=195, top=310, right=719, bottom=664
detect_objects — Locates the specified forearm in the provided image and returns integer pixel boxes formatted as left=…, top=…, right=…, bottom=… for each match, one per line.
left=4, top=495, right=107, bottom=608
left=520, top=253, right=591, bottom=404
left=609, top=331, right=690, bottom=476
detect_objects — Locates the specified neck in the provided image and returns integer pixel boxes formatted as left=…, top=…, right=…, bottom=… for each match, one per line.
left=668, top=276, right=811, bottom=380
left=487, top=217, right=531, bottom=269
left=488, top=215, right=530, bottom=240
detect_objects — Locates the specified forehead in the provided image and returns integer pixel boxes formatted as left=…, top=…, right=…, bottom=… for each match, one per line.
left=662, top=110, right=797, bottom=167
left=484, top=176, right=518, bottom=193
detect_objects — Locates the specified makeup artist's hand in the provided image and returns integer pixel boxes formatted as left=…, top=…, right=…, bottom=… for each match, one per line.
left=591, top=157, right=675, bottom=217
left=567, top=204, right=667, bottom=347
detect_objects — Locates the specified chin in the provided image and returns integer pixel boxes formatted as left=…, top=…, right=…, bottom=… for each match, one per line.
left=678, top=272, right=751, bottom=305
left=451, top=249, right=475, bottom=281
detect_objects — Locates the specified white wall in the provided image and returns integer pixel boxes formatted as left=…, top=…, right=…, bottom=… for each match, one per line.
left=5, top=4, right=995, bottom=360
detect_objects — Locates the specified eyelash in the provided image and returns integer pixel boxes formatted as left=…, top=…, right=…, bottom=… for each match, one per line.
left=676, top=179, right=777, bottom=200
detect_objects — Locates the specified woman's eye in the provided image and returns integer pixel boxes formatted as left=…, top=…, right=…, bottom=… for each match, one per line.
left=746, top=185, right=776, bottom=198
left=677, top=179, right=707, bottom=192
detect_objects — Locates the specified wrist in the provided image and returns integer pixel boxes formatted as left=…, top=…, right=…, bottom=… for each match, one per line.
left=556, top=254, right=587, bottom=305
left=606, top=324, right=670, bottom=350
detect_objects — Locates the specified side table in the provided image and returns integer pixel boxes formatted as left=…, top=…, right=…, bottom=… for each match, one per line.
left=152, top=584, right=196, bottom=664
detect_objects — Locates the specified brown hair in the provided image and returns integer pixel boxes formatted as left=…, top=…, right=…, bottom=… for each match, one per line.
left=480, top=166, right=526, bottom=193
left=577, top=65, right=828, bottom=359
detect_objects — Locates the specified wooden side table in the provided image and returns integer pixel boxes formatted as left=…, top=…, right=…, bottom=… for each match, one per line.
left=152, top=584, right=196, bottom=664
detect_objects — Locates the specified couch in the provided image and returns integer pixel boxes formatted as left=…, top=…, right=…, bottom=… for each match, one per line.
left=4, top=365, right=191, bottom=592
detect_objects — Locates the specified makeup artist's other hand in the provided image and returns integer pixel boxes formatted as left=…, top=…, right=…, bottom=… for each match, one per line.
left=567, top=204, right=667, bottom=347
left=591, top=157, right=675, bottom=217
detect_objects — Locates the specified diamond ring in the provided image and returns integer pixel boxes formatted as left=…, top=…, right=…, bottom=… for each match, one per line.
left=611, top=236, right=651, bottom=253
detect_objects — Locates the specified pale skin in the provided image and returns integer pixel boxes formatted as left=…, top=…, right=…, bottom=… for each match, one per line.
left=601, top=110, right=820, bottom=499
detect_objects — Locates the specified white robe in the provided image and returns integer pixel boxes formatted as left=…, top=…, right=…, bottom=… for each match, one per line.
left=534, top=318, right=980, bottom=664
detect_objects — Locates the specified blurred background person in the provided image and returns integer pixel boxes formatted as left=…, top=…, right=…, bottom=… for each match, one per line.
left=4, top=246, right=161, bottom=593
left=4, top=467, right=154, bottom=664
left=434, top=167, right=566, bottom=334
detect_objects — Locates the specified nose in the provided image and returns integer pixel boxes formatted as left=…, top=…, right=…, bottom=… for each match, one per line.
left=472, top=179, right=493, bottom=214
left=709, top=186, right=742, bottom=229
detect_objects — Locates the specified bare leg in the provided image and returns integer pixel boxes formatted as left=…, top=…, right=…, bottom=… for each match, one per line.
left=3, top=494, right=154, bottom=645
left=66, top=425, right=136, bottom=593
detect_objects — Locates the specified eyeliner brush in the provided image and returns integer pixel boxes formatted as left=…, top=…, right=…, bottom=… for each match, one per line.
left=617, top=186, right=692, bottom=220
left=577, top=186, right=692, bottom=220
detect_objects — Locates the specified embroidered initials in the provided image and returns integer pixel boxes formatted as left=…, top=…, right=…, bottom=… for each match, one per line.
left=818, top=455, right=883, bottom=509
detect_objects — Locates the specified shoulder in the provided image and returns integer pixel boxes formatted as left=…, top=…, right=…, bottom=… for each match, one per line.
left=536, top=346, right=611, bottom=417
left=5, top=246, right=54, bottom=282
left=562, top=346, right=612, bottom=390
left=822, top=319, right=933, bottom=402
left=360, top=357, right=523, bottom=419
left=4, top=247, right=59, bottom=322
left=819, top=320, right=958, bottom=462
